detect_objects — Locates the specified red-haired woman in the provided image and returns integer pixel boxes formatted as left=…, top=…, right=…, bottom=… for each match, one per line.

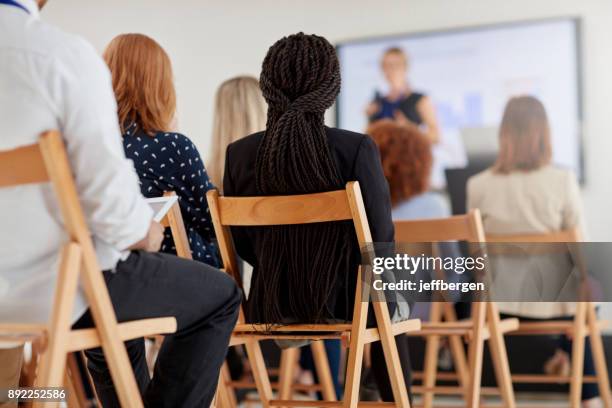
left=368, top=119, right=449, bottom=220
left=104, top=33, right=219, bottom=266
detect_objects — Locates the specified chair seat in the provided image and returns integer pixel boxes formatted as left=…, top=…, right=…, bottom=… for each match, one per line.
left=0, top=323, right=47, bottom=344
left=408, top=317, right=519, bottom=339
left=268, top=400, right=399, bottom=407
left=230, top=319, right=422, bottom=347
left=511, top=319, right=609, bottom=335
left=233, top=323, right=352, bottom=333
left=0, top=317, right=177, bottom=350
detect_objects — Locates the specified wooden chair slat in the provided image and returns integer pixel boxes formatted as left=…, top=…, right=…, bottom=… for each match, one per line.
left=216, top=189, right=352, bottom=226
left=0, top=143, right=48, bottom=187
left=67, top=317, right=177, bottom=352
left=394, top=213, right=477, bottom=243
left=233, top=323, right=352, bottom=333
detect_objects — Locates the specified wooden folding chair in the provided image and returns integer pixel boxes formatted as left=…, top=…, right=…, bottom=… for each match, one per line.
left=0, top=131, right=177, bottom=408
left=487, top=228, right=612, bottom=408
left=22, top=191, right=192, bottom=408
left=207, top=181, right=421, bottom=408
left=394, top=209, right=518, bottom=408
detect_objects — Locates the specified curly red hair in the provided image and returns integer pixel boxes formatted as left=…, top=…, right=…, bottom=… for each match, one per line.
left=367, top=120, right=432, bottom=205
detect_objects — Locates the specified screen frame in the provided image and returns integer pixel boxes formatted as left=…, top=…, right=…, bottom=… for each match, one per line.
left=334, top=16, right=585, bottom=183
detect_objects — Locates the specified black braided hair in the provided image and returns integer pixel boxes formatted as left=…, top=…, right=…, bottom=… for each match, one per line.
left=250, top=33, right=353, bottom=324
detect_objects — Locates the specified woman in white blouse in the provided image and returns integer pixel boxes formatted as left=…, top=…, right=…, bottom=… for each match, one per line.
left=467, top=96, right=598, bottom=407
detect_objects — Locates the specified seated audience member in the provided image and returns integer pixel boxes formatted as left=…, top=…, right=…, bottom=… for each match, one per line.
left=104, top=33, right=219, bottom=266
left=208, top=76, right=267, bottom=190
left=0, top=3, right=240, bottom=407
left=208, top=75, right=343, bottom=397
left=223, top=32, right=411, bottom=401
left=368, top=120, right=462, bottom=377
left=467, top=96, right=598, bottom=407
left=368, top=119, right=449, bottom=220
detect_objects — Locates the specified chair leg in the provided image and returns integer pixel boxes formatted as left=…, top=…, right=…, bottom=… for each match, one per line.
left=213, top=363, right=235, bottom=408
left=342, top=268, right=369, bottom=408
left=587, top=304, right=612, bottom=408
left=422, top=302, right=442, bottom=408
left=64, top=368, right=82, bottom=408
left=570, top=302, right=588, bottom=408
left=278, top=347, right=299, bottom=406
left=66, top=353, right=90, bottom=408
left=311, top=340, right=337, bottom=401
left=244, top=340, right=273, bottom=408
left=371, top=300, right=411, bottom=408
left=221, top=362, right=238, bottom=408
left=34, top=244, right=82, bottom=408
left=466, top=302, right=486, bottom=408
left=485, top=302, right=515, bottom=408
left=442, top=303, right=470, bottom=399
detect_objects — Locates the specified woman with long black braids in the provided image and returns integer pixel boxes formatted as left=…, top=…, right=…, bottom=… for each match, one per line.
left=223, top=32, right=412, bottom=400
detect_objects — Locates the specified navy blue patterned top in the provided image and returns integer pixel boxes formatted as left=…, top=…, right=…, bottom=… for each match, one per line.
left=122, top=123, right=219, bottom=266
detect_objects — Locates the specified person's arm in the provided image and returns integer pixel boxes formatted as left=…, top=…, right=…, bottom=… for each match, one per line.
left=53, top=37, right=154, bottom=251
left=365, top=91, right=383, bottom=122
left=223, top=143, right=258, bottom=266
left=415, top=95, right=441, bottom=144
left=352, top=135, right=395, bottom=243
left=562, top=171, right=586, bottom=239
left=466, top=176, right=480, bottom=213
left=127, top=221, right=164, bottom=252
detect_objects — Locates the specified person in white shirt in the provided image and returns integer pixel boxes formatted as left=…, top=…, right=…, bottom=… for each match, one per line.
left=0, top=1, right=240, bottom=407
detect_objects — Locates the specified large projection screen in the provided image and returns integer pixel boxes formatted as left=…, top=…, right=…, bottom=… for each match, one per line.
left=336, top=18, right=583, bottom=183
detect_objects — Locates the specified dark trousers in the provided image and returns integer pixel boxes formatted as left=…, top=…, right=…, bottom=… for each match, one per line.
left=73, top=251, right=241, bottom=408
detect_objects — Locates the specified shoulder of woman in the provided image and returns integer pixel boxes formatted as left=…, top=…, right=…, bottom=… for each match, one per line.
left=537, top=165, right=578, bottom=186
left=224, top=131, right=265, bottom=166
left=154, top=131, right=194, bottom=146
left=467, top=168, right=493, bottom=187
left=326, top=127, right=372, bottom=152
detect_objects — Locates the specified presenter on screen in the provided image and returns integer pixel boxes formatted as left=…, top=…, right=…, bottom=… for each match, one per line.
left=366, top=47, right=440, bottom=144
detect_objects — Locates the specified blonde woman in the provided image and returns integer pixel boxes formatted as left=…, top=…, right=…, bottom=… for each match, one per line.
left=208, top=76, right=266, bottom=189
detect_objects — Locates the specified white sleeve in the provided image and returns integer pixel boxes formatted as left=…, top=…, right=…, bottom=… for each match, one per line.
left=51, top=37, right=152, bottom=250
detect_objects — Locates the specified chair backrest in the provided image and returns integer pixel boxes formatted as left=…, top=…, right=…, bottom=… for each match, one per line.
left=206, top=181, right=373, bottom=291
left=0, top=131, right=94, bottom=247
left=393, top=210, right=489, bottom=301
left=486, top=228, right=581, bottom=243
left=393, top=209, right=486, bottom=243
left=485, top=227, right=587, bottom=290
left=158, top=191, right=193, bottom=260
left=0, top=143, right=49, bottom=187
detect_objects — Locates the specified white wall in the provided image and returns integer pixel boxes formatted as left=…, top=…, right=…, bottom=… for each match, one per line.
left=44, top=0, right=612, bottom=239
left=43, top=0, right=612, bottom=325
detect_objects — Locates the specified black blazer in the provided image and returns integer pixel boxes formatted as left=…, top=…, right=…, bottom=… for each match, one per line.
left=223, top=127, right=395, bottom=321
